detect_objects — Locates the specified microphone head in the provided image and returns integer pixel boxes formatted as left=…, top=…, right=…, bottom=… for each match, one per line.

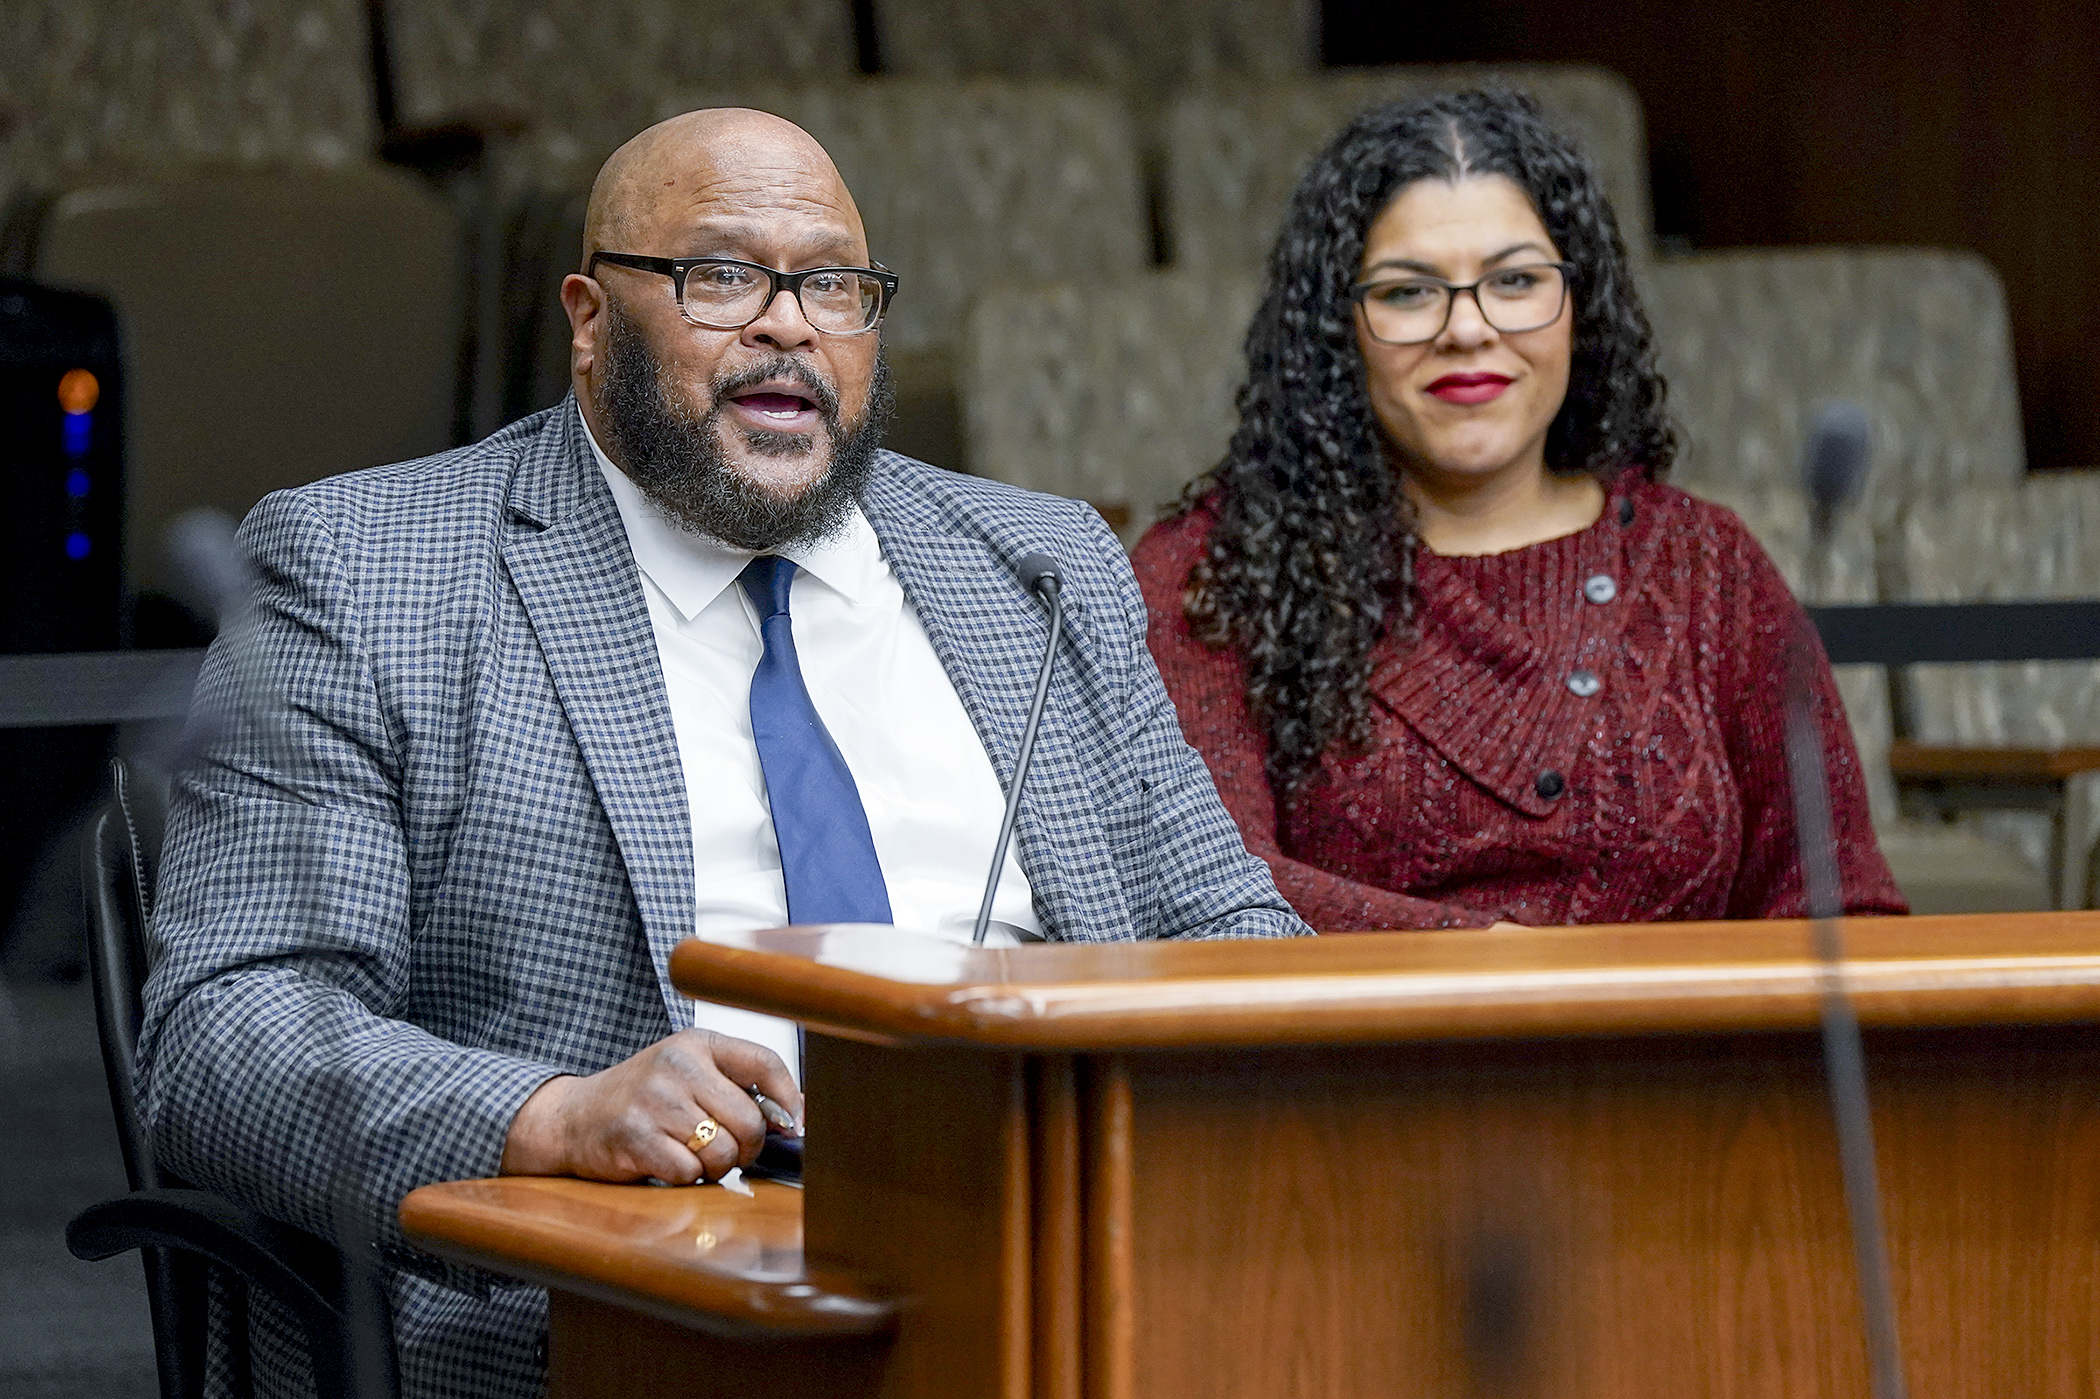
left=1801, top=400, right=1874, bottom=518
left=1014, top=552, right=1063, bottom=597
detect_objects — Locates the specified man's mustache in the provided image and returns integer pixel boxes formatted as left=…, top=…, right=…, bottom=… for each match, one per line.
left=710, top=357, right=842, bottom=422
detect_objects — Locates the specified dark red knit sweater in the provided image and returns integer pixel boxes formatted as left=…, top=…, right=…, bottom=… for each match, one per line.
left=1133, top=478, right=1907, bottom=929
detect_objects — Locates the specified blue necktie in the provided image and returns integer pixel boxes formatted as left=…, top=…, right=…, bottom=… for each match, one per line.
left=739, top=556, right=893, bottom=926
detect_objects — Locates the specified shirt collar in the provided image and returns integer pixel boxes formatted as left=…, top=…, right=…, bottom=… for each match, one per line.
left=581, top=403, right=885, bottom=624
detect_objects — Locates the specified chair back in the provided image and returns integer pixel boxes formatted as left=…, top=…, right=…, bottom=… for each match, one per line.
left=1888, top=473, right=2100, bottom=749
left=964, top=269, right=1259, bottom=537
left=1646, top=248, right=2027, bottom=509
left=485, top=79, right=1152, bottom=471
left=83, top=757, right=169, bottom=1191
left=1162, top=65, right=1653, bottom=272
left=82, top=757, right=213, bottom=1399
left=382, top=0, right=857, bottom=135
left=1890, top=474, right=2100, bottom=906
left=0, top=0, right=377, bottom=213
left=876, top=0, right=1317, bottom=100
left=33, top=163, right=460, bottom=596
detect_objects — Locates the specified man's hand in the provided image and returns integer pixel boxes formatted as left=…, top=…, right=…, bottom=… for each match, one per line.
left=499, top=1029, right=802, bottom=1184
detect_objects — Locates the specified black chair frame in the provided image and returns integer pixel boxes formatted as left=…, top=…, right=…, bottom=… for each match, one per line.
left=67, top=758, right=399, bottom=1399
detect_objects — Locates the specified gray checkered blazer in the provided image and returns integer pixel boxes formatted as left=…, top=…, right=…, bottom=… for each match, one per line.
left=136, top=400, right=1305, bottom=1399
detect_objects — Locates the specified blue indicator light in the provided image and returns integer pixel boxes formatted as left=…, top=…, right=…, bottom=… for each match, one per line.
left=62, top=410, right=92, bottom=458
left=64, top=532, right=91, bottom=560
left=65, top=468, right=90, bottom=498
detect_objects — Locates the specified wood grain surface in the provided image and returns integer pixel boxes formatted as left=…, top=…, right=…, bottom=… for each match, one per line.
left=1889, top=742, right=2100, bottom=781
left=1104, top=1025, right=2100, bottom=1399
left=411, top=916, right=2100, bottom=1397
left=1029, top=1056, right=1083, bottom=1399
left=397, top=1176, right=893, bottom=1339
left=668, top=912, right=2100, bottom=1049
left=544, top=1291, right=891, bottom=1399
left=1084, top=1057, right=1136, bottom=1399
left=799, top=1035, right=1035, bottom=1399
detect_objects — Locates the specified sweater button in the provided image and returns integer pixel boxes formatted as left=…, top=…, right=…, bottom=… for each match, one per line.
left=1535, top=769, right=1566, bottom=800
left=1567, top=669, right=1601, bottom=697
left=1583, top=573, right=1617, bottom=604
left=1617, top=497, right=1636, bottom=526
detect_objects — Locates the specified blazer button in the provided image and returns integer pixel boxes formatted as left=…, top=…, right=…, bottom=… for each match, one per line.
left=1536, top=769, right=1566, bottom=800
left=1567, top=669, right=1601, bottom=697
left=1583, top=573, right=1618, bottom=604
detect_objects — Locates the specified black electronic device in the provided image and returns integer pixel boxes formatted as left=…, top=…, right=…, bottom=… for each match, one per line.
left=0, top=279, right=124, bottom=654
left=0, top=278, right=126, bottom=976
left=743, top=1132, right=805, bottom=1186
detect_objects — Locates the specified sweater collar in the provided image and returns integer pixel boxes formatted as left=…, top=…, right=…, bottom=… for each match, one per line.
left=1359, top=483, right=1655, bottom=816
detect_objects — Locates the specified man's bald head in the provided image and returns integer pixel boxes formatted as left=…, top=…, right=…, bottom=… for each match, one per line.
left=581, top=108, right=865, bottom=268
left=562, top=106, right=890, bottom=552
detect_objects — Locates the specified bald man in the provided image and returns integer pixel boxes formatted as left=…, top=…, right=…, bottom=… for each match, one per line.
left=137, top=110, right=1304, bottom=1399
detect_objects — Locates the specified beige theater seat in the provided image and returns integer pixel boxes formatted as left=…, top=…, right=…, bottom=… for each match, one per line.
left=382, top=0, right=856, bottom=139
left=1888, top=474, right=2100, bottom=907
left=1687, top=483, right=2051, bottom=916
left=876, top=0, right=1316, bottom=100
left=1645, top=249, right=2026, bottom=511
left=485, top=81, right=1152, bottom=473
left=378, top=0, right=860, bottom=442
left=963, top=269, right=1258, bottom=537
left=35, top=164, right=460, bottom=595
left=1161, top=65, right=1652, bottom=273
left=0, top=0, right=376, bottom=210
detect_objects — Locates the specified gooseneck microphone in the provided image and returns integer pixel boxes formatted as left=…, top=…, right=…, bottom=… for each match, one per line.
left=1784, top=401, right=1906, bottom=1399
left=971, top=553, right=1064, bottom=947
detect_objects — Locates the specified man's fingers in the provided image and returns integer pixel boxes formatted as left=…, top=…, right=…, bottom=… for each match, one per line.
left=691, top=1076, right=776, bottom=1169
left=676, top=1110, right=744, bottom=1183
left=700, top=1032, right=804, bottom=1130
left=662, top=1030, right=783, bottom=1166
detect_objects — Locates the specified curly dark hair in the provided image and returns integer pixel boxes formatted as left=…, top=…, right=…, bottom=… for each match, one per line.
left=1183, top=86, right=1675, bottom=792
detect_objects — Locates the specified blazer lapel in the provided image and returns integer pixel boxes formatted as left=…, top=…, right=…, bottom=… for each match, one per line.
left=859, top=470, right=1115, bottom=943
left=501, top=405, right=694, bottom=1023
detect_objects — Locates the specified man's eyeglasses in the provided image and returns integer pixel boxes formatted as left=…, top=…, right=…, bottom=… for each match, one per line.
left=588, top=252, right=898, bottom=335
left=1349, top=262, right=1574, bottom=345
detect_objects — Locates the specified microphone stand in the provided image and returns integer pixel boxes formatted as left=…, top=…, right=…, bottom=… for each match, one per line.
left=972, top=571, right=1064, bottom=946
left=1787, top=505, right=1907, bottom=1399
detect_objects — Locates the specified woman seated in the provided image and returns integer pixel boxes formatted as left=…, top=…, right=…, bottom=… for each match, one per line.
left=1133, top=88, right=1905, bottom=929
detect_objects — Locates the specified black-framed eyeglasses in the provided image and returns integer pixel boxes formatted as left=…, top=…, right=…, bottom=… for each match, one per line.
left=1349, top=262, right=1574, bottom=345
left=588, top=252, right=898, bottom=335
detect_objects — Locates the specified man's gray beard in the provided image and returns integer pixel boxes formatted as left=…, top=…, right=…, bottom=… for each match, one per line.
left=592, top=300, right=893, bottom=552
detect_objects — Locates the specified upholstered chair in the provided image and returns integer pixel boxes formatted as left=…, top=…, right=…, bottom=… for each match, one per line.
left=1161, top=65, right=1651, bottom=272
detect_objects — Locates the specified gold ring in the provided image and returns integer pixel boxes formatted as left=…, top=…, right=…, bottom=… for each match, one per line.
left=687, top=1117, right=719, bottom=1155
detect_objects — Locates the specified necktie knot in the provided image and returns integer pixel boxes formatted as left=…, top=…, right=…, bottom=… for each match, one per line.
left=739, top=555, right=798, bottom=621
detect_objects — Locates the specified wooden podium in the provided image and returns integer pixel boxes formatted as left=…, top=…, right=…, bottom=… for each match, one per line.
left=403, top=912, right=2100, bottom=1398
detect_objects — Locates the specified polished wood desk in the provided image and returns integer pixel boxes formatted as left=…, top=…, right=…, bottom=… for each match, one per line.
left=404, top=912, right=2100, bottom=1398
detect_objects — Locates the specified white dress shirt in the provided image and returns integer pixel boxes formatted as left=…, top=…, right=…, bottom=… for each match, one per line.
left=585, top=411, right=1040, bottom=1081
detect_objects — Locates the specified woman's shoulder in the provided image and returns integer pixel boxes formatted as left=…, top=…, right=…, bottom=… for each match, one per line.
left=1621, top=476, right=1800, bottom=624
left=1624, top=477, right=1774, bottom=564
left=1129, top=495, right=1221, bottom=597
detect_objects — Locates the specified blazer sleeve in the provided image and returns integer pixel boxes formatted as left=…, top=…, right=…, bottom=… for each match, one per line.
left=136, top=489, right=567, bottom=1292
left=1713, top=522, right=1909, bottom=919
left=1079, top=507, right=1310, bottom=940
left=1131, top=515, right=1496, bottom=932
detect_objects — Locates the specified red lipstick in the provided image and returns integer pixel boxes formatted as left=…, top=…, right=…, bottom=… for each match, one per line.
left=1425, top=372, right=1513, bottom=405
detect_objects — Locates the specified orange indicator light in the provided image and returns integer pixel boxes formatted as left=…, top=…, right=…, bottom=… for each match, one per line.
left=58, top=368, right=100, bottom=414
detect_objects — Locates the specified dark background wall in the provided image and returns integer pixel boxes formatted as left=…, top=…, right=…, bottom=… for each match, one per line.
left=1325, top=0, right=2100, bottom=473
